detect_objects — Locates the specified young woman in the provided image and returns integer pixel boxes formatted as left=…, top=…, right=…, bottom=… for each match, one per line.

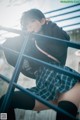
left=0, top=9, right=80, bottom=120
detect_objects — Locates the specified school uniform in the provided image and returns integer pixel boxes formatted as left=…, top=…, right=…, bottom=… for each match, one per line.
left=3, top=21, right=79, bottom=101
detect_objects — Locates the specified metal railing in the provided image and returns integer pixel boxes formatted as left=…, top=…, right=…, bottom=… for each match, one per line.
left=45, top=4, right=80, bottom=30
left=0, top=27, right=80, bottom=120
left=0, top=4, right=80, bottom=119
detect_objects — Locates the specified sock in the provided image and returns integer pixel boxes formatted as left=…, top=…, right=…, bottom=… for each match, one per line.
left=56, top=100, right=78, bottom=120
left=0, top=91, right=35, bottom=120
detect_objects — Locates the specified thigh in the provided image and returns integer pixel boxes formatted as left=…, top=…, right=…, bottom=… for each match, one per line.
left=33, top=99, right=58, bottom=111
left=58, top=82, right=80, bottom=108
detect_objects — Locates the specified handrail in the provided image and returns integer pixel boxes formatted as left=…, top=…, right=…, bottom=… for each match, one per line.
left=0, top=31, right=80, bottom=119
left=44, top=4, right=80, bottom=14
left=1, top=45, right=80, bottom=79
left=44, top=4, right=80, bottom=30
left=0, top=4, right=80, bottom=118
left=47, top=9, right=80, bottom=19
left=0, top=33, right=30, bottom=112
left=0, top=26, right=80, bottom=49
left=0, top=74, right=78, bottom=120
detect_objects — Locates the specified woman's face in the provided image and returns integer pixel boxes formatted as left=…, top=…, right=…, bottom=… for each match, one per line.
left=26, top=19, right=45, bottom=33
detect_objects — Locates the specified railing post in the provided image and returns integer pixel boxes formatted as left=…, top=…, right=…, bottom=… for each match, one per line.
left=0, top=33, right=30, bottom=112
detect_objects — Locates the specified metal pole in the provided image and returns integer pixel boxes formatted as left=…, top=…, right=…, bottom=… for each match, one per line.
left=0, top=33, right=30, bottom=112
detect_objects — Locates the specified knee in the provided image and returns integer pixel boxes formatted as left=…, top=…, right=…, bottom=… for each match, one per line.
left=58, top=83, right=80, bottom=108
left=56, top=100, right=78, bottom=120
left=33, top=100, right=53, bottom=111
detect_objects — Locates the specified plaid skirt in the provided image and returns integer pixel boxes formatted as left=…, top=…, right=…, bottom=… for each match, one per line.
left=29, top=63, right=80, bottom=101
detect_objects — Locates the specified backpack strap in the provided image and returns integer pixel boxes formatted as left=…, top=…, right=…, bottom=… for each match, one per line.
left=35, top=40, right=60, bottom=63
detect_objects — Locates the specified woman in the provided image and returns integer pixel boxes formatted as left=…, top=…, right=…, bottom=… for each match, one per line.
left=0, top=9, right=80, bottom=120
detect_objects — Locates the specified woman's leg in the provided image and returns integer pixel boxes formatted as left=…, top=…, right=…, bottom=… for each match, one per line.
left=0, top=90, right=58, bottom=120
left=0, top=90, right=35, bottom=120
left=56, top=82, right=80, bottom=120
left=33, top=99, right=58, bottom=111
left=0, top=96, right=15, bottom=120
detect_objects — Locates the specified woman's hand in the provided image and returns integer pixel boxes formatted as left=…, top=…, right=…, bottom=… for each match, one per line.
left=45, top=18, right=50, bottom=24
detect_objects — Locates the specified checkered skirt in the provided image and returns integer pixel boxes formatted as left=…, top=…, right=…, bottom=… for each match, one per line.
left=29, top=63, right=79, bottom=100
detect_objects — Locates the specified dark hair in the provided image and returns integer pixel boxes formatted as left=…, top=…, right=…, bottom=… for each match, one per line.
left=21, top=9, right=45, bottom=30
